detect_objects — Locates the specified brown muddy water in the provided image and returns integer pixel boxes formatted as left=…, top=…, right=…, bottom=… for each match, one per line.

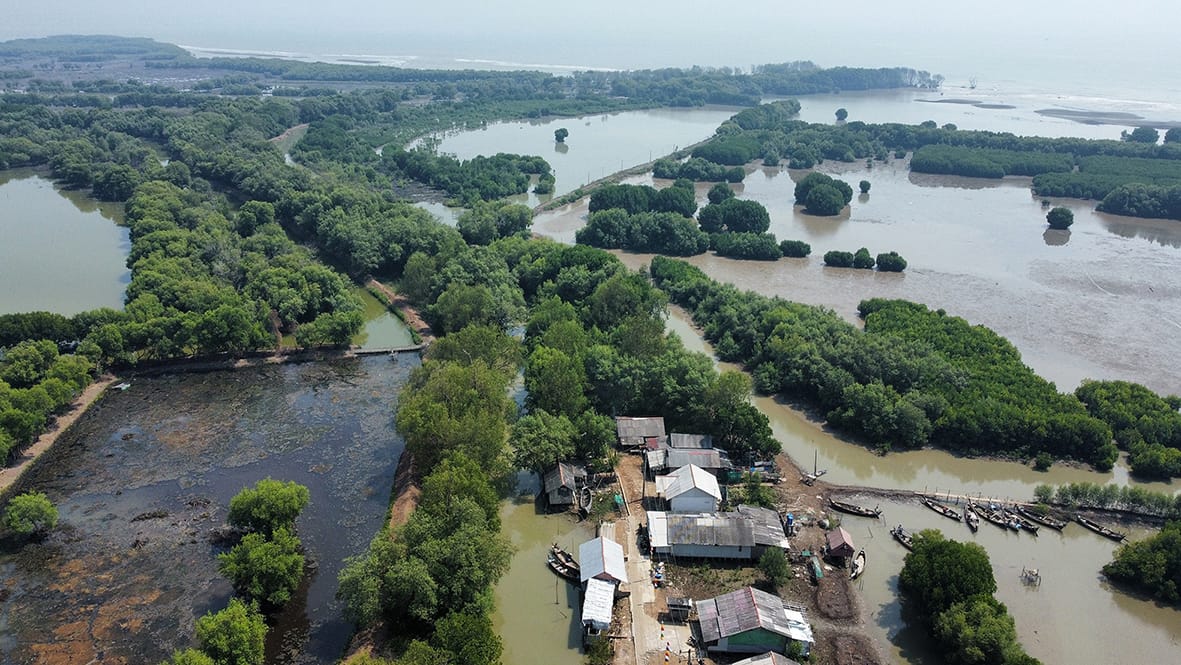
left=0, top=356, right=415, bottom=664
left=491, top=472, right=595, bottom=665
left=841, top=496, right=1181, bottom=665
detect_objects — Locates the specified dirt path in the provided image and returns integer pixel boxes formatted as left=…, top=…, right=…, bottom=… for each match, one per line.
left=365, top=278, right=435, bottom=346
left=0, top=375, right=117, bottom=495
left=269, top=122, right=310, bottom=143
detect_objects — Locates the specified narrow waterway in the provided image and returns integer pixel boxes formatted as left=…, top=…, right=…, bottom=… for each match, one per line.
left=0, top=169, right=130, bottom=315
left=491, top=473, right=596, bottom=665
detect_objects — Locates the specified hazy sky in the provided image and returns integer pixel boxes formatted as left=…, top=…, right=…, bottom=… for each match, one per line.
left=4, top=1, right=1178, bottom=93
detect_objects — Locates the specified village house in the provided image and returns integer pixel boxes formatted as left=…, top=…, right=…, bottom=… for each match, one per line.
left=646, top=504, right=788, bottom=560
left=541, top=461, right=586, bottom=508
left=824, top=526, right=856, bottom=562
left=578, top=536, right=628, bottom=645
left=695, top=586, right=814, bottom=657
left=654, top=463, right=722, bottom=513
left=615, top=416, right=666, bottom=449
left=728, top=652, right=803, bottom=665
left=668, top=432, right=713, bottom=449
left=644, top=447, right=732, bottom=477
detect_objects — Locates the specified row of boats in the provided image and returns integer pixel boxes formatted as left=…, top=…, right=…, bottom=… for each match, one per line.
left=830, top=495, right=1127, bottom=544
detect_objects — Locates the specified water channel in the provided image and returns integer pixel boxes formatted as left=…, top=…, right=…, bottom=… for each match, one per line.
left=0, top=355, right=414, bottom=665
left=0, top=169, right=130, bottom=316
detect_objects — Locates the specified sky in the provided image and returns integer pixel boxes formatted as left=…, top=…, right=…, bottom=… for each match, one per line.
left=3, top=1, right=1179, bottom=96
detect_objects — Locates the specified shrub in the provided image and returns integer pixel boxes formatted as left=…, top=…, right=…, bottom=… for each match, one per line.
left=3, top=491, right=58, bottom=536
left=1046, top=207, right=1074, bottom=229
left=779, top=239, right=812, bottom=258
left=823, top=250, right=855, bottom=267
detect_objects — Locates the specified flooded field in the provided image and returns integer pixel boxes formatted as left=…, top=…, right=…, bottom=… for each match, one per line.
left=0, top=169, right=130, bottom=315
left=0, top=356, right=415, bottom=664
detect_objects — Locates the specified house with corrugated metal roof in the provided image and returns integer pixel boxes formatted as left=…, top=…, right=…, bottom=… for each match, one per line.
left=646, top=505, right=788, bottom=560
left=654, top=464, right=722, bottom=513
left=615, top=416, right=666, bottom=449
left=824, top=526, right=855, bottom=560
left=728, top=651, right=803, bottom=665
left=695, top=586, right=814, bottom=657
left=542, top=461, right=586, bottom=507
left=579, top=536, right=628, bottom=586
left=644, top=447, right=732, bottom=477
left=669, top=433, right=713, bottom=449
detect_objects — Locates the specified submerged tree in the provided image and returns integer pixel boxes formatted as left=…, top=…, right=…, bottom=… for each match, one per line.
left=1046, top=207, right=1074, bottom=229
left=554, top=127, right=569, bottom=143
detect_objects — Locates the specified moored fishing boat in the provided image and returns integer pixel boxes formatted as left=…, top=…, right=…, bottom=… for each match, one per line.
left=921, top=497, right=962, bottom=522
left=547, top=552, right=580, bottom=582
left=964, top=506, right=979, bottom=532
left=1076, top=515, right=1127, bottom=542
left=972, top=502, right=1018, bottom=531
left=1002, top=507, right=1039, bottom=535
left=1015, top=504, right=1067, bottom=530
left=551, top=543, right=580, bottom=572
left=850, top=549, right=866, bottom=580
left=829, top=497, right=882, bottom=518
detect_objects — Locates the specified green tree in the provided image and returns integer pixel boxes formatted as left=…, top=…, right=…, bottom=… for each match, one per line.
left=1103, top=520, right=1181, bottom=603
left=432, top=609, right=504, bottom=665
left=1045, top=207, right=1074, bottom=229
left=759, top=547, right=791, bottom=587
left=779, top=239, right=812, bottom=258
left=554, top=127, right=569, bottom=143
left=195, top=598, right=266, bottom=665
left=160, top=649, right=216, bottom=665
left=835, top=107, right=849, bottom=121
left=707, top=182, right=735, bottom=204
left=859, top=179, right=871, bottom=194
left=511, top=409, right=578, bottom=473
left=1126, top=126, right=1159, bottom=143
left=899, top=530, right=997, bottom=619
left=217, top=527, right=305, bottom=607
left=3, top=491, right=58, bottom=536
left=525, top=346, right=588, bottom=417
left=852, top=247, right=875, bottom=269
left=227, top=479, right=310, bottom=536
left=401, top=252, right=436, bottom=304
left=1165, top=128, right=1181, bottom=144
left=418, top=452, right=501, bottom=528
left=805, top=184, right=846, bottom=215
left=875, top=251, right=907, bottom=272
left=932, top=595, right=1023, bottom=665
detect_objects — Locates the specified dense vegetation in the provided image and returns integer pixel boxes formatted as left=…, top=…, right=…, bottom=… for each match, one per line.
left=2, top=490, right=58, bottom=536
left=899, top=531, right=1041, bottom=665
left=679, top=104, right=1181, bottom=220
left=1103, top=521, right=1181, bottom=603
left=1075, top=380, right=1181, bottom=478
left=1033, top=481, right=1181, bottom=519
left=650, top=258, right=1116, bottom=466
left=0, top=338, right=94, bottom=462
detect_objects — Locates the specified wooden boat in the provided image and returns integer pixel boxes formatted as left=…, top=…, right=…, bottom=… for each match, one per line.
left=578, top=486, right=593, bottom=515
left=551, top=544, right=580, bottom=572
left=891, top=525, right=914, bottom=550
left=1015, top=504, right=1067, bottom=530
left=921, top=497, right=962, bottom=522
left=972, top=502, right=1018, bottom=531
left=829, top=498, right=881, bottom=518
left=1076, top=515, right=1127, bottom=542
left=964, top=506, right=979, bottom=532
left=547, top=553, right=580, bottom=582
left=850, top=549, right=866, bottom=580
left=1002, top=508, right=1039, bottom=535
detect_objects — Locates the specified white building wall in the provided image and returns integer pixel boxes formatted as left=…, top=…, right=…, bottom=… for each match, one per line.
left=668, top=491, right=718, bottom=514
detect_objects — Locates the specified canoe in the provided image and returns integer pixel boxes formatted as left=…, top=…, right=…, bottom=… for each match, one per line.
left=971, top=502, right=1018, bottom=531
left=964, top=507, right=979, bottom=532
left=1015, top=504, right=1067, bottom=530
left=1002, top=508, right=1040, bottom=535
left=850, top=549, right=866, bottom=580
left=829, top=497, right=881, bottom=518
left=921, top=497, right=962, bottom=522
left=547, top=553, right=580, bottom=582
left=1076, top=515, right=1127, bottom=542
left=891, top=525, right=914, bottom=550
left=551, top=544, right=580, bottom=572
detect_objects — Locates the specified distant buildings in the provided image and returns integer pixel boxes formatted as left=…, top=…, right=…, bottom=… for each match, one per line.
left=696, top=586, right=814, bottom=657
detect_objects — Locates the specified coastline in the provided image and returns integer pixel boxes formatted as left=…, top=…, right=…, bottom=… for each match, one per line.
left=0, top=375, right=117, bottom=497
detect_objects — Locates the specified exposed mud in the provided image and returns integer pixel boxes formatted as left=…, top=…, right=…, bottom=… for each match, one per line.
left=0, top=356, right=416, bottom=664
